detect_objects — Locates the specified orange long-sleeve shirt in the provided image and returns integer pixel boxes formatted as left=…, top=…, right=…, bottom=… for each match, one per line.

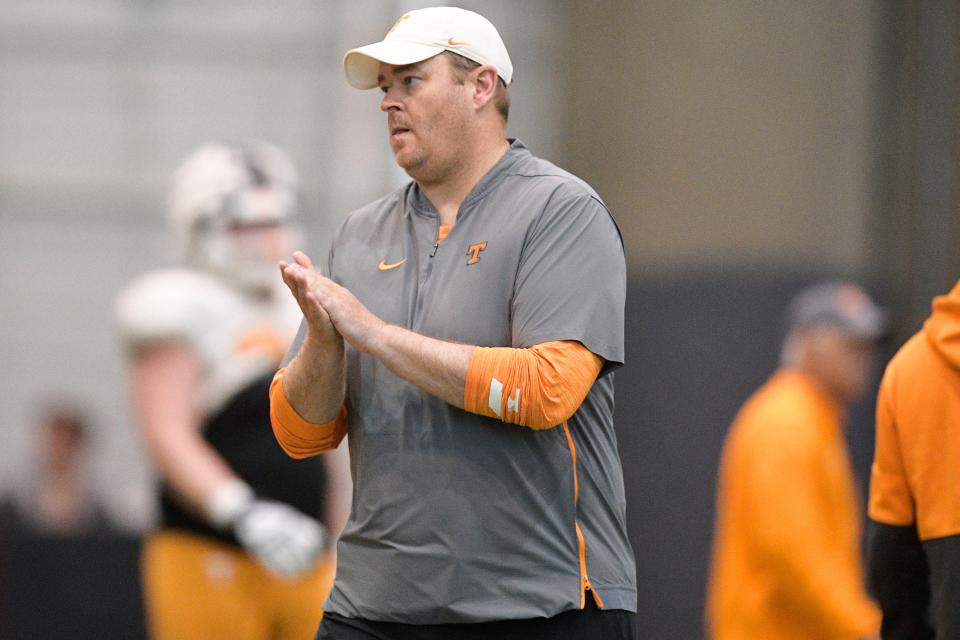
left=870, top=279, right=960, bottom=539
left=707, top=369, right=880, bottom=639
left=867, top=280, right=960, bottom=637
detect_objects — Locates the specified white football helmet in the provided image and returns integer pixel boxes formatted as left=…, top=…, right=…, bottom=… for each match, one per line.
left=168, top=141, right=303, bottom=292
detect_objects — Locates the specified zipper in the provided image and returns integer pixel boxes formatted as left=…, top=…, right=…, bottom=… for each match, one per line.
left=429, top=213, right=442, bottom=258
left=413, top=217, right=442, bottom=329
left=430, top=213, right=447, bottom=258
left=575, top=520, right=604, bottom=608
left=563, top=421, right=604, bottom=609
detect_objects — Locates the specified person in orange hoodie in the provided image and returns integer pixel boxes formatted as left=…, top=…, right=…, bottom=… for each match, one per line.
left=708, top=281, right=884, bottom=640
left=868, top=279, right=960, bottom=639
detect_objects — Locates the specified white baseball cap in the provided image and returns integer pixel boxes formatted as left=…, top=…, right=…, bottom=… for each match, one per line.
left=343, top=6, right=514, bottom=90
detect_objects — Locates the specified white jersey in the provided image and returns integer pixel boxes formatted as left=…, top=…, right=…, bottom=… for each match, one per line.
left=115, top=268, right=301, bottom=415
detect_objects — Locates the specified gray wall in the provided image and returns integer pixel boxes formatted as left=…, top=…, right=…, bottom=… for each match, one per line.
left=564, top=1, right=880, bottom=276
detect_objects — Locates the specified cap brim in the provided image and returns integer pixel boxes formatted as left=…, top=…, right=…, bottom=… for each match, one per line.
left=343, top=41, right=446, bottom=89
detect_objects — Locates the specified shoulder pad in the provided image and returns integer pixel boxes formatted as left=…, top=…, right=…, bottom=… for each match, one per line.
left=115, top=269, right=238, bottom=350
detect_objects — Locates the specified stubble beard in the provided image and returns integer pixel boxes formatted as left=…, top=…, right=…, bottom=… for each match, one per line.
left=394, top=143, right=428, bottom=178
left=393, top=134, right=451, bottom=185
left=403, top=147, right=464, bottom=187
left=399, top=121, right=470, bottom=187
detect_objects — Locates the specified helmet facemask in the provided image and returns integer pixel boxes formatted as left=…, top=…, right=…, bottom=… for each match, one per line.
left=169, top=142, right=304, bottom=295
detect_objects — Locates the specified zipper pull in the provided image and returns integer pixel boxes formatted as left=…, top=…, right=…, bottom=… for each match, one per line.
left=430, top=242, right=439, bottom=258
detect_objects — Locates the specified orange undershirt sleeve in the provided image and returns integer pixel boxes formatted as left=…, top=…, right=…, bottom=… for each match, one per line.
left=269, top=368, right=347, bottom=458
left=463, top=340, right=603, bottom=430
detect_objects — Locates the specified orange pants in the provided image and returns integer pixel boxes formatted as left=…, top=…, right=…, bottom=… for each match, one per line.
left=142, top=530, right=335, bottom=640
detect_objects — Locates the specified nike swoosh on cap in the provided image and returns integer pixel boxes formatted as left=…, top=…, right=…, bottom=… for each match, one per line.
left=447, top=37, right=469, bottom=46
left=378, top=259, right=406, bottom=271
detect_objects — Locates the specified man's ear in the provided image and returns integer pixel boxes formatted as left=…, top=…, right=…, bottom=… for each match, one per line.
left=472, top=65, right=499, bottom=111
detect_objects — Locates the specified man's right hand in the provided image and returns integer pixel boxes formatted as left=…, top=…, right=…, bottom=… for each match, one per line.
left=275, top=251, right=347, bottom=425
left=279, top=252, right=342, bottom=348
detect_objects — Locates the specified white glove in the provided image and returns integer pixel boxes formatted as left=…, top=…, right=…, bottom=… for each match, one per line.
left=207, top=481, right=326, bottom=578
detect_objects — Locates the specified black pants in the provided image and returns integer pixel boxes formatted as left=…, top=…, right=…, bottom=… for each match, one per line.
left=315, top=596, right=636, bottom=640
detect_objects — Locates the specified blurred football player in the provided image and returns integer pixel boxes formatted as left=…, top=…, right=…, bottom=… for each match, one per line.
left=115, top=141, right=349, bottom=640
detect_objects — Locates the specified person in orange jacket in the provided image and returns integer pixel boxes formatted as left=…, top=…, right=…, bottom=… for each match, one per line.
left=708, top=281, right=884, bottom=640
left=868, top=278, right=960, bottom=639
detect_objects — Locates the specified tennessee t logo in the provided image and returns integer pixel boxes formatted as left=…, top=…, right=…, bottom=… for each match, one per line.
left=466, top=241, right=487, bottom=265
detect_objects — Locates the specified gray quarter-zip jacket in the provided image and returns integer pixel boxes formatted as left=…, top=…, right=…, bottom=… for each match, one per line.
left=284, top=139, right=636, bottom=623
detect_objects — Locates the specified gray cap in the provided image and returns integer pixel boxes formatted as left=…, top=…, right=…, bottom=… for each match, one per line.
left=786, top=281, right=887, bottom=341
